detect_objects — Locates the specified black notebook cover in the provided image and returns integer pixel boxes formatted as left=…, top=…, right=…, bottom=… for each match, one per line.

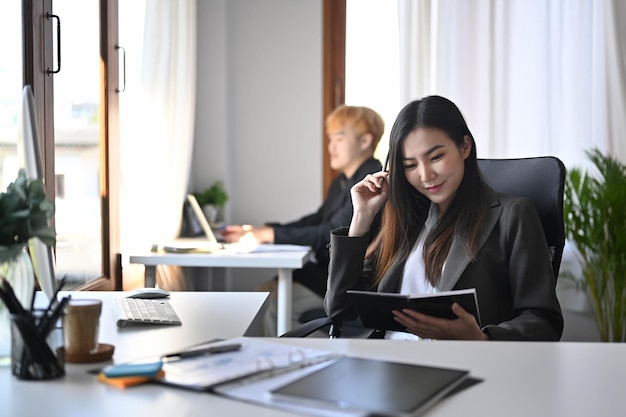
left=348, top=288, right=481, bottom=332
left=270, top=357, right=469, bottom=417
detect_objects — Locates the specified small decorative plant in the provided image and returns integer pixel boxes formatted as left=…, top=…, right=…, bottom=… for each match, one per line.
left=0, top=169, right=57, bottom=369
left=193, top=181, right=229, bottom=208
left=0, top=169, right=56, bottom=262
left=564, top=148, right=626, bottom=342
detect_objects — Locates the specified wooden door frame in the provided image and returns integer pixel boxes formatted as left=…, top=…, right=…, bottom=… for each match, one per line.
left=22, top=0, right=121, bottom=290
left=322, top=0, right=346, bottom=197
left=96, top=0, right=121, bottom=290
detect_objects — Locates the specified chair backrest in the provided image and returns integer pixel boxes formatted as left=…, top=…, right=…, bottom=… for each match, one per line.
left=477, top=157, right=566, bottom=279
left=281, top=156, right=567, bottom=338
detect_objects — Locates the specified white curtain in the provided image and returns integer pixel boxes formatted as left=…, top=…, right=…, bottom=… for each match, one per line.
left=603, top=0, right=626, bottom=161
left=398, top=0, right=626, bottom=168
left=119, top=0, right=197, bottom=289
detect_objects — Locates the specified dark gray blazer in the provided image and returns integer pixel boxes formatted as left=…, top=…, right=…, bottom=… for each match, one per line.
left=324, top=188, right=564, bottom=341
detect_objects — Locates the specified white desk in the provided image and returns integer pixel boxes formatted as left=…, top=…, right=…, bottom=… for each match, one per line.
left=2, top=318, right=625, bottom=417
left=129, top=247, right=313, bottom=336
left=64, top=291, right=269, bottom=362
left=0, top=291, right=271, bottom=417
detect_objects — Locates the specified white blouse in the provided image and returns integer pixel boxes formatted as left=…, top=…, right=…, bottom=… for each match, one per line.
left=385, top=204, right=440, bottom=341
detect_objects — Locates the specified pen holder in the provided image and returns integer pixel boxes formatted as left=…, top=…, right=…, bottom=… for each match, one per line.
left=10, top=309, right=65, bottom=380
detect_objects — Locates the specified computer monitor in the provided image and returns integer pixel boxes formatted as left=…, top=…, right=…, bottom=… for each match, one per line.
left=16, top=85, right=57, bottom=301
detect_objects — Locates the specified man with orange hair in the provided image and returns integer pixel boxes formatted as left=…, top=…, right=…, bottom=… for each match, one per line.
left=223, top=105, right=384, bottom=335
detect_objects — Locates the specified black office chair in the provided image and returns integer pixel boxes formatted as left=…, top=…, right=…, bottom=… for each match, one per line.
left=280, top=156, right=566, bottom=338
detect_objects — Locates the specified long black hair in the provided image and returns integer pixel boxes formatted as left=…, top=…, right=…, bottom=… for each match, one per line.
left=367, top=95, right=489, bottom=286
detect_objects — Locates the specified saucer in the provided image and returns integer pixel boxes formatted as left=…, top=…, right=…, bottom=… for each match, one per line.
left=64, top=343, right=115, bottom=364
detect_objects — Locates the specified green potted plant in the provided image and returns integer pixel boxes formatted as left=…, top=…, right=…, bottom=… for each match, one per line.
left=193, top=181, right=228, bottom=224
left=0, top=168, right=56, bottom=360
left=564, top=148, right=626, bottom=342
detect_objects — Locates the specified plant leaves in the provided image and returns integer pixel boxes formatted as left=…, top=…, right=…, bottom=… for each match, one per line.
left=0, top=169, right=56, bottom=249
left=564, top=148, right=626, bottom=341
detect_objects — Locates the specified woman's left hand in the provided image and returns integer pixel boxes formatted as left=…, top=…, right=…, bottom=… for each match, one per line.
left=392, top=303, right=489, bottom=340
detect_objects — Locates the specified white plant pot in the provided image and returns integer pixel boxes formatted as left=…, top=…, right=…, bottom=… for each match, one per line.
left=202, top=204, right=219, bottom=224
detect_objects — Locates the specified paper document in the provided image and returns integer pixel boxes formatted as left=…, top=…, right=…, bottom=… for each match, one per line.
left=215, top=359, right=365, bottom=417
left=153, top=241, right=310, bottom=255
left=155, top=238, right=224, bottom=253
left=119, top=336, right=479, bottom=417
left=223, top=243, right=311, bottom=254
left=157, top=337, right=337, bottom=391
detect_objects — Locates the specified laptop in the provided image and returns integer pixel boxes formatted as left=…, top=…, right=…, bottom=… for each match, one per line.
left=157, top=194, right=224, bottom=253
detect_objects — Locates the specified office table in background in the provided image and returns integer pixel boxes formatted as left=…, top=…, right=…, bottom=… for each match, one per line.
left=129, top=245, right=313, bottom=336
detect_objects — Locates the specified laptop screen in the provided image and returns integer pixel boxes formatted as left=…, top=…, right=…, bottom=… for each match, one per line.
left=185, top=194, right=219, bottom=243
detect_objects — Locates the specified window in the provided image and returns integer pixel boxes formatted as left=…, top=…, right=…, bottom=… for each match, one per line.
left=52, top=0, right=104, bottom=287
left=20, top=0, right=120, bottom=290
left=345, top=0, right=400, bottom=163
left=323, top=0, right=399, bottom=190
left=0, top=1, right=24, bottom=189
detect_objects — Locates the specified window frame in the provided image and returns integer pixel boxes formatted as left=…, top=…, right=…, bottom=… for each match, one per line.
left=22, top=0, right=121, bottom=290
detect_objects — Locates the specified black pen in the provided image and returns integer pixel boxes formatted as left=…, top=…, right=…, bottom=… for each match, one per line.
left=377, top=152, right=390, bottom=194
left=39, top=295, right=71, bottom=337
left=41, top=276, right=67, bottom=319
left=162, top=343, right=242, bottom=360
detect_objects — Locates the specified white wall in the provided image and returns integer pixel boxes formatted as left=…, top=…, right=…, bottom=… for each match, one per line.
left=189, top=2, right=610, bottom=338
left=193, top=0, right=323, bottom=226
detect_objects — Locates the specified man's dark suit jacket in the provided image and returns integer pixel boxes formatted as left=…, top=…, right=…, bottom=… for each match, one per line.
left=324, top=187, right=564, bottom=341
left=271, top=157, right=382, bottom=296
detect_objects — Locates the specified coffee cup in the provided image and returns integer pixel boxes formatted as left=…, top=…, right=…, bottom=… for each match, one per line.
left=63, top=299, right=102, bottom=356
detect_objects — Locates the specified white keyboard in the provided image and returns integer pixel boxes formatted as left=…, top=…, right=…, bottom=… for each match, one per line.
left=114, top=297, right=182, bottom=327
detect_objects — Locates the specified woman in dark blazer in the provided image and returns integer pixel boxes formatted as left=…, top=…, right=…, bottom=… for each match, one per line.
left=324, top=96, right=563, bottom=341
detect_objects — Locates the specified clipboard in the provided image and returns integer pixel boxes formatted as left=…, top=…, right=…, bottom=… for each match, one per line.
left=268, top=357, right=469, bottom=417
left=215, top=354, right=476, bottom=417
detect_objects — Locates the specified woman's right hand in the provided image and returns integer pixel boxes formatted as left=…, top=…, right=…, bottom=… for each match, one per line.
left=349, top=171, right=389, bottom=236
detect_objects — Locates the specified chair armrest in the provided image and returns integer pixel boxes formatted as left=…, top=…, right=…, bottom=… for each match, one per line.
left=279, top=317, right=333, bottom=337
